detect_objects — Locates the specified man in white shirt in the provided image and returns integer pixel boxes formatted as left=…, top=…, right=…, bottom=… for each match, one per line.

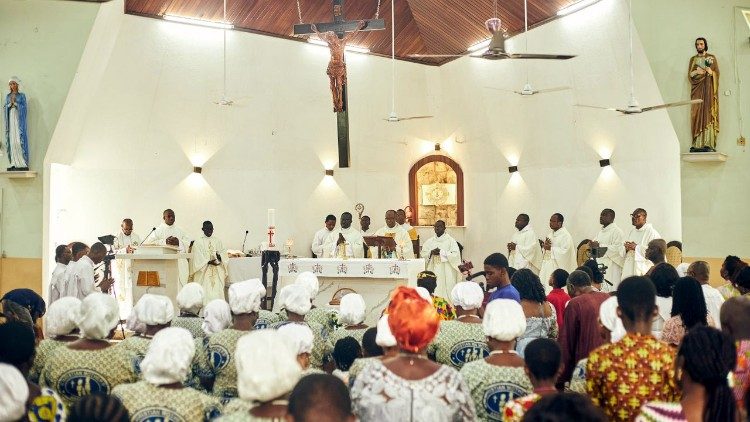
left=48, top=244, right=72, bottom=304
left=421, top=220, right=461, bottom=298
left=687, top=260, right=723, bottom=328
left=191, top=221, right=229, bottom=303
left=621, top=208, right=661, bottom=279
left=589, top=209, right=625, bottom=291
left=113, top=218, right=141, bottom=317
left=374, top=210, right=414, bottom=259
left=507, top=213, right=542, bottom=274
left=114, top=218, right=141, bottom=253
left=69, top=242, right=113, bottom=300
left=539, top=213, right=577, bottom=294
left=360, top=215, right=372, bottom=235
left=311, top=214, right=336, bottom=258
left=152, top=209, right=191, bottom=289
left=324, top=212, right=365, bottom=258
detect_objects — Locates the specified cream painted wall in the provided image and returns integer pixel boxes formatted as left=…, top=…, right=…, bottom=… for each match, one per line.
left=0, top=0, right=99, bottom=258
left=633, top=0, right=750, bottom=257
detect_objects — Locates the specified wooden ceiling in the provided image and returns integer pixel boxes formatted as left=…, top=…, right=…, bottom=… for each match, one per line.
left=125, top=0, right=578, bottom=65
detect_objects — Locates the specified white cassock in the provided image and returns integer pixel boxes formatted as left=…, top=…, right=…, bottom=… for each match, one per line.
left=191, top=236, right=229, bottom=304
left=539, top=227, right=577, bottom=294
left=620, top=223, right=660, bottom=279
left=311, top=227, right=336, bottom=258
left=374, top=226, right=415, bottom=259
left=152, top=223, right=191, bottom=289
left=113, top=231, right=141, bottom=318
left=399, top=223, right=419, bottom=241
left=69, top=256, right=98, bottom=300
left=421, top=233, right=461, bottom=298
left=48, top=262, right=68, bottom=304
left=593, top=223, right=625, bottom=290
left=508, top=225, right=542, bottom=274
left=323, top=227, right=365, bottom=258
left=701, top=284, right=724, bottom=329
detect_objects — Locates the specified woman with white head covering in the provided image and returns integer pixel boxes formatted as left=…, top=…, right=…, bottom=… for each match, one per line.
left=173, top=283, right=206, bottom=338
left=0, top=363, right=29, bottom=422
left=40, top=293, right=138, bottom=407
left=207, top=279, right=264, bottom=399
left=117, top=294, right=175, bottom=371
left=277, top=323, right=315, bottom=369
left=459, top=299, right=534, bottom=421
left=293, top=272, right=334, bottom=331
left=427, top=281, right=489, bottom=370
left=327, top=293, right=369, bottom=350
left=203, top=299, right=232, bottom=335
left=273, top=284, right=329, bottom=370
left=217, top=330, right=302, bottom=421
left=112, top=327, right=221, bottom=421
left=348, top=314, right=400, bottom=384
left=29, top=297, right=81, bottom=383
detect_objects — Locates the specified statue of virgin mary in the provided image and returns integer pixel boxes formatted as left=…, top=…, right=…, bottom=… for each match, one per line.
left=4, top=76, right=29, bottom=171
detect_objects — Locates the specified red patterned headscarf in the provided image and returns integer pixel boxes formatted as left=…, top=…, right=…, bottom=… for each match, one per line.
left=387, top=286, right=440, bottom=353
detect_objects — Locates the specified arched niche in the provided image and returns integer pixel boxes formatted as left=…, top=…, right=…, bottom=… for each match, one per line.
left=408, top=155, right=464, bottom=226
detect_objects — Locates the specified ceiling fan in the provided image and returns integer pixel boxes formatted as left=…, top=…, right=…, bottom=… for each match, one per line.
left=383, top=0, right=433, bottom=122
left=576, top=0, right=700, bottom=114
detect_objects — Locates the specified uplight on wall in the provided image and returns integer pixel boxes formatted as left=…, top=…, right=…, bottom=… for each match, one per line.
left=163, top=14, right=234, bottom=29
left=557, top=0, right=600, bottom=16
left=325, top=169, right=335, bottom=177
left=193, top=166, right=203, bottom=174
left=508, top=166, right=519, bottom=173
left=434, top=143, right=441, bottom=151
left=599, top=159, right=611, bottom=167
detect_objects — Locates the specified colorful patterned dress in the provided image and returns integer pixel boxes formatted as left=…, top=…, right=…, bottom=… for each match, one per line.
left=305, top=307, right=336, bottom=334
left=270, top=320, right=330, bottom=369
left=502, top=393, right=542, bottom=422
left=29, top=339, right=69, bottom=384
left=327, top=327, right=368, bottom=349
left=732, top=339, right=750, bottom=414
left=635, top=402, right=686, bottom=422
left=432, top=296, right=456, bottom=321
left=28, top=387, right=66, bottom=422
left=660, top=315, right=715, bottom=346
left=113, top=381, right=222, bottom=422
left=427, top=321, right=489, bottom=369
left=255, top=310, right=282, bottom=330
left=459, top=360, right=533, bottom=421
left=173, top=315, right=206, bottom=339
left=207, top=328, right=251, bottom=399
left=348, top=357, right=379, bottom=386
left=565, top=358, right=588, bottom=394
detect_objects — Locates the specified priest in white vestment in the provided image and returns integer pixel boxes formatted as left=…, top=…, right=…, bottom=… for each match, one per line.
left=69, top=243, right=113, bottom=299
left=311, top=214, right=337, bottom=258
left=324, top=212, right=365, bottom=258
left=374, top=210, right=414, bottom=259
left=507, top=214, right=542, bottom=275
left=539, top=213, right=577, bottom=294
left=590, top=209, right=625, bottom=291
left=421, top=220, right=461, bottom=298
left=360, top=215, right=373, bottom=236
left=113, top=218, right=141, bottom=318
left=191, top=221, right=228, bottom=304
left=620, top=208, right=661, bottom=279
left=151, top=209, right=191, bottom=289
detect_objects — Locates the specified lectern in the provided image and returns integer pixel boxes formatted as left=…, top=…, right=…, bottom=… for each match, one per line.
left=115, top=245, right=191, bottom=310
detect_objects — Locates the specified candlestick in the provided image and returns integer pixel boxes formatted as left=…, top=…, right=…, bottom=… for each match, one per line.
left=267, top=209, right=276, bottom=228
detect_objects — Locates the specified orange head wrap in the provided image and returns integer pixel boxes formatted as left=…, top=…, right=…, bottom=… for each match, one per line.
left=387, top=286, right=440, bottom=353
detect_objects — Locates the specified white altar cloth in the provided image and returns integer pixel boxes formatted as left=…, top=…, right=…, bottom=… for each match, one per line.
left=227, top=256, right=263, bottom=283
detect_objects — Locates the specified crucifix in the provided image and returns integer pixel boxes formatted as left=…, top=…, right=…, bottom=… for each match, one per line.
left=294, top=0, right=385, bottom=168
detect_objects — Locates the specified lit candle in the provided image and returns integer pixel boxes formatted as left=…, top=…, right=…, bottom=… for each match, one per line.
left=268, top=208, right=276, bottom=227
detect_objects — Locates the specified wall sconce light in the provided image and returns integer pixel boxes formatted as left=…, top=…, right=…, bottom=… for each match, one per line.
left=325, top=169, right=334, bottom=176
left=434, top=143, right=441, bottom=151
left=193, top=166, right=203, bottom=174
left=508, top=166, right=518, bottom=173
left=599, top=159, right=611, bottom=167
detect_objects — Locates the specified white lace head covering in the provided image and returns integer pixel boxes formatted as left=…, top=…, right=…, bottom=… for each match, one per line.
left=73, top=293, right=120, bottom=339
left=126, top=307, right=146, bottom=334
left=202, top=299, right=232, bottom=334
left=46, top=296, right=81, bottom=337
left=281, top=285, right=312, bottom=315
left=235, top=330, right=302, bottom=402
left=415, top=287, right=432, bottom=302
left=277, top=323, right=314, bottom=355
left=599, top=296, right=626, bottom=343
left=0, top=363, right=28, bottom=422
left=338, top=293, right=366, bottom=325
left=450, top=281, right=484, bottom=310
left=483, top=299, right=527, bottom=341
left=140, top=327, right=195, bottom=385
left=228, top=280, right=264, bottom=314
left=176, top=283, right=204, bottom=314
left=295, top=271, right=319, bottom=299
left=134, top=294, right=175, bottom=325
left=375, top=314, right=397, bottom=347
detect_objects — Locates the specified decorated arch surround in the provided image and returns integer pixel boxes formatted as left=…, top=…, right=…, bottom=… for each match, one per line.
left=408, top=155, right=464, bottom=226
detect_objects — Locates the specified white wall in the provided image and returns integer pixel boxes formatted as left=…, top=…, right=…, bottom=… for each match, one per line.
left=45, top=0, right=682, bottom=280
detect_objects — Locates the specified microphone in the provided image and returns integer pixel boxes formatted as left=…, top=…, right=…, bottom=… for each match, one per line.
left=466, top=271, right=486, bottom=281
left=140, top=227, right=157, bottom=246
left=241, top=230, right=249, bottom=253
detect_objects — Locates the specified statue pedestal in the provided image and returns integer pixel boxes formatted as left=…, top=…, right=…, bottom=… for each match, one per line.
left=681, top=152, right=727, bottom=163
left=0, top=171, right=37, bottom=179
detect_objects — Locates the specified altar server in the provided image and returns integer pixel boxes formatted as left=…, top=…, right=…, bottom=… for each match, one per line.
left=620, top=208, right=661, bottom=279
left=191, top=221, right=228, bottom=304
left=507, top=214, right=542, bottom=275
left=311, top=215, right=336, bottom=258
left=421, top=220, right=462, bottom=298
left=539, top=214, right=576, bottom=294
left=152, top=209, right=191, bottom=289
left=590, top=209, right=625, bottom=290
left=113, top=218, right=141, bottom=318
left=324, top=212, right=365, bottom=258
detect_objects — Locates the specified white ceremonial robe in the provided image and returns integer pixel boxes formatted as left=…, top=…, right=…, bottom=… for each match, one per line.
left=374, top=226, right=415, bottom=259
left=620, top=223, right=661, bottom=279
left=421, top=233, right=462, bottom=298
left=399, top=223, right=419, bottom=241
left=508, top=225, right=542, bottom=274
left=311, top=227, right=336, bottom=258
left=191, top=236, right=229, bottom=304
left=48, top=263, right=67, bottom=304
left=152, top=223, right=191, bottom=289
left=323, top=227, right=365, bottom=258
left=593, top=223, right=625, bottom=290
left=113, top=231, right=141, bottom=318
left=539, top=227, right=577, bottom=294
left=701, top=284, right=724, bottom=329
left=69, top=256, right=98, bottom=300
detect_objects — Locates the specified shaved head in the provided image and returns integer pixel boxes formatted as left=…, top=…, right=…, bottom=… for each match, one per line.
left=721, top=296, right=750, bottom=340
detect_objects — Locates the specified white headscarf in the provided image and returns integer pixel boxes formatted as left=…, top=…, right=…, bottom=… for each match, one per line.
left=415, top=287, right=432, bottom=302
left=483, top=299, right=527, bottom=341
left=676, top=263, right=691, bottom=278
left=281, top=285, right=312, bottom=316
left=375, top=314, right=397, bottom=347
left=338, top=293, right=366, bottom=326
left=0, top=364, right=28, bottom=422
left=450, top=282, right=484, bottom=310
left=277, top=323, right=314, bottom=355
left=140, top=327, right=195, bottom=385
left=599, top=296, right=626, bottom=343
left=126, top=307, right=146, bottom=334
left=228, top=279, right=264, bottom=314
left=73, top=293, right=120, bottom=339
left=134, top=294, right=175, bottom=325
left=235, top=330, right=302, bottom=402
left=295, top=272, right=319, bottom=299
left=46, top=296, right=81, bottom=337
left=202, top=299, right=232, bottom=334
left=176, top=283, right=204, bottom=314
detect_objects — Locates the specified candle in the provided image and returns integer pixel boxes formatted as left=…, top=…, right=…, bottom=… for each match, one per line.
left=268, top=208, right=276, bottom=227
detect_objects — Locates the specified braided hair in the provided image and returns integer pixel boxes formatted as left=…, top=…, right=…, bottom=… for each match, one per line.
left=511, top=268, right=547, bottom=303
left=68, top=394, right=129, bottom=422
left=678, top=326, right=737, bottom=421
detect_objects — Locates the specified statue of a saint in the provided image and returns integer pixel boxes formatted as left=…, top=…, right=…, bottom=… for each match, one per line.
left=3, top=77, right=29, bottom=171
left=311, top=20, right=365, bottom=113
left=688, top=38, right=719, bottom=152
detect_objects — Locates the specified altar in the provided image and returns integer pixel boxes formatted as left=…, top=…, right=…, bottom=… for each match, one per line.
left=275, top=258, right=425, bottom=325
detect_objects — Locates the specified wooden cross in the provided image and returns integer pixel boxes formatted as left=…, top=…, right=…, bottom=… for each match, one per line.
left=294, top=0, right=385, bottom=168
